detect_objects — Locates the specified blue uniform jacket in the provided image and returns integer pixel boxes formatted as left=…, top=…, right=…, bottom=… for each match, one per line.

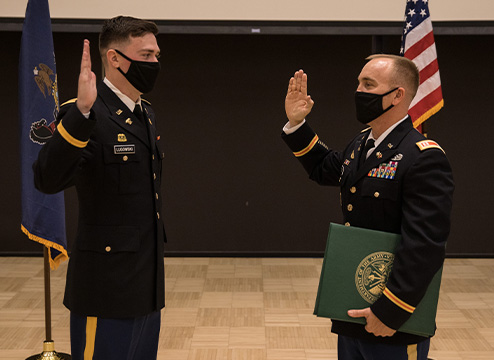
left=282, top=117, right=454, bottom=344
left=34, top=82, right=166, bottom=318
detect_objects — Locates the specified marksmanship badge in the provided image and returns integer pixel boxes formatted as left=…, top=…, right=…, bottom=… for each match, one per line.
left=355, top=251, right=394, bottom=304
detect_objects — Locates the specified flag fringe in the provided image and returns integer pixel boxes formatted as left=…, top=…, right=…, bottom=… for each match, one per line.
left=21, top=224, right=68, bottom=270
left=412, top=99, right=444, bottom=129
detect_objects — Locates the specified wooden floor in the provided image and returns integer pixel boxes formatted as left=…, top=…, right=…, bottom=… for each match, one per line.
left=1, top=257, right=493, bottom=360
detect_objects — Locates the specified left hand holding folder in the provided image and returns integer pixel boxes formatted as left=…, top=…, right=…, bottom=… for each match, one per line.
left=348, top=308, right=397, bottom=337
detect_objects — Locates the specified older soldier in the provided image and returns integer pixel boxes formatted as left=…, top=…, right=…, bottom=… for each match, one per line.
left=282, top=55, right=454, bottom=360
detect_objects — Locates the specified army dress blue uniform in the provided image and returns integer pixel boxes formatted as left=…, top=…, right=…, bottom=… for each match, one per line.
left=282, top=117, right=454, bottom=351
left=34, top=80, right=166, bottom=359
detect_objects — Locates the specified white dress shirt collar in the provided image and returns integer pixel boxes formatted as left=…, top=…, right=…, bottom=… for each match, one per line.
left=103, top=77, right=141, bottom=112
left=368, top=115, right=409, bottom=148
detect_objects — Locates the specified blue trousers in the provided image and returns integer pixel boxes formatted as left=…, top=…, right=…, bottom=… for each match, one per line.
left=70, top=311, right=161, bottom=360
left=338, top=335, right=430, bottom=360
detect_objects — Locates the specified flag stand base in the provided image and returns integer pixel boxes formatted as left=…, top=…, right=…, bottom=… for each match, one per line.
left=26, top=341, right=71, bottom=360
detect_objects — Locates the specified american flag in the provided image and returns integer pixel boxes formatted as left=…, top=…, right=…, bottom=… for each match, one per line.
left=400, top=0, right=443, bottom=129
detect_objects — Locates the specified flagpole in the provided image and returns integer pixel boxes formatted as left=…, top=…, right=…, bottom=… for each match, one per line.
left=43, top=246, right=52, bottom=342
left=422, top=121, right=428, bottom=139
left=25, top=247, right=71, bottom=360
left=20, top=0, right=71, bottom=358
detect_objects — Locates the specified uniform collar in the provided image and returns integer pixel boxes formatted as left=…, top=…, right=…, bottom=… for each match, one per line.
left=103, top=78, right=141, bottom=112
left=368, top=115, right=409, bottom=150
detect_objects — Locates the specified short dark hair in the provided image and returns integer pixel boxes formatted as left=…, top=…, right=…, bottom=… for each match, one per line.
left=99, top=16, right=159, bottom=58
left=366, top=54, right=420, bottom=100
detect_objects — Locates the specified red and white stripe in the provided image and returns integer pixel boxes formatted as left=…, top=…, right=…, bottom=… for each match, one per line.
left=404, top=18, right=444, bottom=128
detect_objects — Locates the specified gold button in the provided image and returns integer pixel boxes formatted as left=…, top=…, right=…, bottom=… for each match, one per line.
left=374, top=192, right=380, bottom=198
left=152, top=155, right=155, bottom=160
left=157, top=212, right=160, bottom=219
left=105, top=246, right=111, bottom=252
left=155, top=193, right=159, bottom=200
left=123, top=155, right=128, bottom=161
left=345, top=222, right=350, bottom=227
left=347, top=204, right=353, bottom=211
left=350, top=186, right=356, bottom=193
left=153, top=173, right=157, bottom=180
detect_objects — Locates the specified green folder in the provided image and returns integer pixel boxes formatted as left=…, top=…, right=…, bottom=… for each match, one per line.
left=313, top=223, right=443, bottom=337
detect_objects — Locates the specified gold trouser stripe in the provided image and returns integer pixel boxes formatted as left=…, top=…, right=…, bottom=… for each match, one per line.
left=293, top=135, right=319, bottom=157
left=57, top=122, right=89, bottom=148
left=84, top=317, right=98, bottom=360
left=407, top=343, right=418, bottom=360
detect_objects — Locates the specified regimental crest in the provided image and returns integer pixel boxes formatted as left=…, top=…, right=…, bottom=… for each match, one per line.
left=355, top=252, right=394, bottom=304
left=30, top=62, right=59, bottom=145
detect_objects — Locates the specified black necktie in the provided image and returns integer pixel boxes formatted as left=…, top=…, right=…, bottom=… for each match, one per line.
left=359, top=138, right=375, bottom=168
left=133, top=104, right=145, bottom=125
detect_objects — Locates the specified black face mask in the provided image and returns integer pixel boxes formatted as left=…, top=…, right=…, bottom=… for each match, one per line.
left=354, top=87, right=399, bottom=124
left=115, top=49, right=161, bottom=93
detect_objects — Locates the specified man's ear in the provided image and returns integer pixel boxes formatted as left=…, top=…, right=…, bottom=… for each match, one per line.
left=392, top=87, right=406, bottom=105
left=106, top=49, right=119, bottom=69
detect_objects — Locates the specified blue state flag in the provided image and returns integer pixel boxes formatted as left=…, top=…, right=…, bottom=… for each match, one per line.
left=19, top=0, right=67, bottom=269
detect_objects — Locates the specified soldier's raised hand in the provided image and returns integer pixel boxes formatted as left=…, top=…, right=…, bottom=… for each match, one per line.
left=76, top=39, right=97, bottom=115
left=285, top=70, right=314, bottom=128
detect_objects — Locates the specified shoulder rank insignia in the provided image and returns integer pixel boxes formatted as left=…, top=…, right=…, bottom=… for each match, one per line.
left=416, top=140, right=445, bottom=154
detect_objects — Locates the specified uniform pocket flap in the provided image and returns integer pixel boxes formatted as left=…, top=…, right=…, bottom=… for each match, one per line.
left=361, top=179, right=399, bottom=201
left=78, top=225, right=140, bottom=253
left=103, top=144, right=141, bottom=164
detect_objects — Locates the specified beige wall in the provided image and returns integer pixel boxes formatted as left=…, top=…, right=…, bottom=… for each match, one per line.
left=2, top=0, right=494, bottom=21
